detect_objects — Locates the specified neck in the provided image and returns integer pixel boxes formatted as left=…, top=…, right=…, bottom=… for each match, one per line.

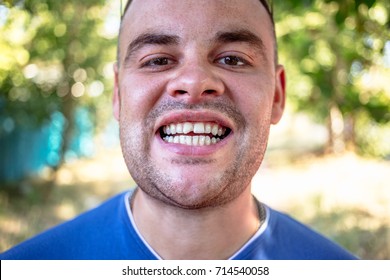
left=130, top=186, right=260, bottom=260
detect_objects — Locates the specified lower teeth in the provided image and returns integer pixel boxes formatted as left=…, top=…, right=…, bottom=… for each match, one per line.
left=164, top=135, right=220, bottom=146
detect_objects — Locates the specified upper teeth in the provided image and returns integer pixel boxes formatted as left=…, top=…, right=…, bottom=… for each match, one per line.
left=163, top=122, right=225, bottom=136
left=162, top=122, right=228, bottom=146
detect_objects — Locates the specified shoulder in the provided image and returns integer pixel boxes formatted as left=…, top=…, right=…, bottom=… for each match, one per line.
left=0, top=191, right=131, bottom=260
left=237, top=206, right=358, bottom=260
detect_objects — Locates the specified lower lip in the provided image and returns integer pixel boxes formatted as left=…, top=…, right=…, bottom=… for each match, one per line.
left=155, top=133, right=231, bottom=156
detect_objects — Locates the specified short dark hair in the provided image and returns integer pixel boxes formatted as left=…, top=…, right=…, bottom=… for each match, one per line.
left=121, top=0, right=273, bottom=23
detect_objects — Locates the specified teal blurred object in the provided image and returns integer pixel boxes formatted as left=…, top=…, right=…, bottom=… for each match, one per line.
left=0, top=108, right=94, bottom=182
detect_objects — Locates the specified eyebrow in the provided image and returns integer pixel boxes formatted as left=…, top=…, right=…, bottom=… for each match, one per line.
left=215, top=29, right=267, bottom=60
left=124, top=33, right=180, bottom=64
left=123, top=29, right=267, bottom=65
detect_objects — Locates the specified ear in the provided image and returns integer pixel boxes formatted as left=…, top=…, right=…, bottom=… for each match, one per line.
left=113, top=62, right=120, bottom=121
left=271, top=64, right=286, bottom=124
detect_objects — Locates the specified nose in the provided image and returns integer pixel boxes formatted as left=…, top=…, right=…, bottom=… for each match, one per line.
left=166, top=61, right=225, bottom=103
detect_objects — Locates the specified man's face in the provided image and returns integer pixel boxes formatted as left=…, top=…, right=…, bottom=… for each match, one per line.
left=114, top=0, right=285, bottom=209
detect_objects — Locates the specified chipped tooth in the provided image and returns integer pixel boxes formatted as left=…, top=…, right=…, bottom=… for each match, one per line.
left=193, top=123, right=205, bottom=134
left=183, top=122, right=193, bottom=134
left=205, top=123, right=211, bottom=134
left=170, top=124, right=176, bottom=134
left=211, top=124, right=219, bottom=136
left=176, top=123, right=183, bottom=134
left=205, top=136, right=211, bottom=145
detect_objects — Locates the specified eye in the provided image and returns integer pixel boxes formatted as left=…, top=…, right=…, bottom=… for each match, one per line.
left=216, top=56, right=247, bottom=67
left=140, top=56, right=175, bottom=68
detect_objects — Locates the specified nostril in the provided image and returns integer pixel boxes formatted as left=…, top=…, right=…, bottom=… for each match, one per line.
left=204, top=89, right=216, bottom=94
left=176, top=90, right=187, bottom=95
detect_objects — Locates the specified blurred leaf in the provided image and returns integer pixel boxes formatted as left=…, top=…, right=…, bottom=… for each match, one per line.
left=0, top=0, right=118, bottom=166
left=275, top=0, right=390, bottom=156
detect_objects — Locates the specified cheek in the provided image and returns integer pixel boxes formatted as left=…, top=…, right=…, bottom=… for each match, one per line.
left=228, top=76, right=274, bottom=124
left=120, top=74, right=167, bottom=120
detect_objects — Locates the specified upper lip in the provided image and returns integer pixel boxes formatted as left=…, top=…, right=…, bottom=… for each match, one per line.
left=154, top=110, right=235, bottom=134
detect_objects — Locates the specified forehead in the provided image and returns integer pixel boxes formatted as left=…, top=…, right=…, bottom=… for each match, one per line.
left=121, top=0, right=273, bottom=47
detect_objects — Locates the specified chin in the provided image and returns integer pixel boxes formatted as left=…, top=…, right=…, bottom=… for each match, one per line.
left=166, top=182, right=222, bottom=206
left=150, top=177, right=243, bottom=210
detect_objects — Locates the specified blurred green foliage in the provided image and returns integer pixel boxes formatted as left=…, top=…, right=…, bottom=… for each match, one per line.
left=275, top=0, right=390, bottom=156
left=0, top=0, right=389, bottom=160
left=0, top=0, right=117, bottom=163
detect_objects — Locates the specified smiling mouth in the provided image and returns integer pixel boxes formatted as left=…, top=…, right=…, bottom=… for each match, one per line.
left=159, top=122, right=232, bottom=146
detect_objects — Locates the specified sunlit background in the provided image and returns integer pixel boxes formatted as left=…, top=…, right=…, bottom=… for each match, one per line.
left=0, top=0, right=389, bottom=259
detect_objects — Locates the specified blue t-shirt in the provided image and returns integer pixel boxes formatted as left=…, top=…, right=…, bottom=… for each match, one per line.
left=0, top=190, right=357, bottom=260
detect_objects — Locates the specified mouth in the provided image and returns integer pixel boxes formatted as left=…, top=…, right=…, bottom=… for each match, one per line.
left=159, top=122, right=232, bottom=146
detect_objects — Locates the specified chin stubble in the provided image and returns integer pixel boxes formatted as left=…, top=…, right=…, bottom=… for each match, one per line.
left=119, top=98, right=269, bottom=209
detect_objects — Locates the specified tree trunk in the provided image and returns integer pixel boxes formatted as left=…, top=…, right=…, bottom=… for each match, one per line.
left=58, top=96, right=76, bottom=167
left=327, top=103, right=345, bottom=154
left=344, top=113, right=357, bottom=152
